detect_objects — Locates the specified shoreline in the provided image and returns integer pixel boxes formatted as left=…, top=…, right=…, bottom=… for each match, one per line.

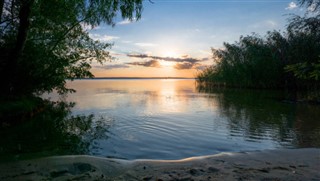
left=0, top=148, right=319, bottom=180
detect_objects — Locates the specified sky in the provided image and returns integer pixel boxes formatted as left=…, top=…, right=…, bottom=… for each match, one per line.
left=89, top=0, right=305, bottom=78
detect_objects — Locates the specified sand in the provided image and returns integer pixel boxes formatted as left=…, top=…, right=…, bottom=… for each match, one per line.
left=0, top=148, right=319, bottom=181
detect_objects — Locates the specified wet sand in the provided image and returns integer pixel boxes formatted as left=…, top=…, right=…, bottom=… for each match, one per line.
left=0, top=148, right=319, bottom=181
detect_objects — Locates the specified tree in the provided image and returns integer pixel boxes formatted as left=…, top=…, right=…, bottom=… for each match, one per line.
left=197, top=0, right=320, bottom=92
left=298, top=0, right=320, bottom=13
left=283, top=1, right=320, bottom=86
left=0, top=0, right=143, bottom=97
left=197, top=33, right=284, bottom=89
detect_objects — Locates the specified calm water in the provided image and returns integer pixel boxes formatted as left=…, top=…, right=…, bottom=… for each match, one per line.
left=2, top=79, right=320, bottom=160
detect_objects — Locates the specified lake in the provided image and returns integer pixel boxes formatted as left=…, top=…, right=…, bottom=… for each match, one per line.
left=1, top=79, right=320, bottom=160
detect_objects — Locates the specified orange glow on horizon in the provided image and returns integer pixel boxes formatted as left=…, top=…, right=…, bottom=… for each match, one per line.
left=159, top=60, right=175, bottom=68
left=91, top=48, right=201, bottom=78
left=92, top=66, right=196, bottom=78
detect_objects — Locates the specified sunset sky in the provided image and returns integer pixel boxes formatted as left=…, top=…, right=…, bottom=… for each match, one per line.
left=89, top=0, right=305, bottom=78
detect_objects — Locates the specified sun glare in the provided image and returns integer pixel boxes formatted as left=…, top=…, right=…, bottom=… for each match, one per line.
left=163, top=51, right=179, bottom=58
left=160, top=60, right=175, bottom=67
left=157, top=50, right=180, bottom=68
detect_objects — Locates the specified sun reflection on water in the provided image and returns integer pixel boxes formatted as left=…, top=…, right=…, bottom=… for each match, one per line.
left=63, top=79, right=198, bottom=114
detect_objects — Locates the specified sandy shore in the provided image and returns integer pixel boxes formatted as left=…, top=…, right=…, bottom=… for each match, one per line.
left=0, top=148, right=319, bottom=181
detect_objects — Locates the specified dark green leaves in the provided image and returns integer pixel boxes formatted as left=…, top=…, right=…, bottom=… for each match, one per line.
left=0, top=0, right=143, bottom=96
left=197, top=15, right=320, bottom=91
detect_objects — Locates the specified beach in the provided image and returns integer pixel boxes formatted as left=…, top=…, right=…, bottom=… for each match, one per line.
left=0, top=148, right=319, bottom=180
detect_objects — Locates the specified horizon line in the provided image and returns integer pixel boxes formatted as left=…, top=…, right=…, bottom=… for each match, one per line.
left=79, top=77, right=196, bottom=79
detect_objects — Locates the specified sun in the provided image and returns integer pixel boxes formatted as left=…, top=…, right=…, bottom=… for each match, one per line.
left=158, top=49, right=180, bottom=68
left=160, top=51, right=179, bottom=67
left=163, top=51, right=179, bottom=58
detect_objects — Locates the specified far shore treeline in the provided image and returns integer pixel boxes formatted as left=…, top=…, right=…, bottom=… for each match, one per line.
left=197, top=0, right=320, bottom=102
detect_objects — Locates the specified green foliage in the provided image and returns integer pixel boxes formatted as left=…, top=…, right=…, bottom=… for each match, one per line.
left=198, top=33, right=283, bottom=89
left=0, top=0, right=143, bottom=96
left=285, top=60, right=320, bottom=81
left=298, top=0, right=320, bottom=13
left=197, top=13, right=320, bottom=93
left=0, top=96, right=42, bottom=115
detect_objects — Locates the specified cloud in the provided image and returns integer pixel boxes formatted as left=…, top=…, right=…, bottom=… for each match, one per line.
left=80, top=23, right=93, bottom=31
left=250, top=20, right=277, bottom=29
left=201, top=57, right=209, bottom=61
left=127, top=53, right=207, bottom=70
left=286, top=2, right=298, bottom=10
left=89, top=33, right=119, bottom=42
left=81, top=23, right=104, bottom=31
left=127, top=54, right=202, bottom=64
left=127, top=54, right=149, bottom=58
left=127, top=60, right=161, bottom=68
left=95, top=64, right=130, bottom=70
left=266, top=20, right=277, bottom=28
left=117, top=18, right=136, bottom=25
left=174, top=62, right=195, bottom=70
left=121, top=40, right=133, bottom=44
left=134, top=43, right=158, bottom=47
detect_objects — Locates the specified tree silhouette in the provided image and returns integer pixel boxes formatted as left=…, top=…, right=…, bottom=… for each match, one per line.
left=197, top=2, right=320, bottom=101
left=0, top=0, right=143, bottom=97
left=298, top=0, right=320, bottom=12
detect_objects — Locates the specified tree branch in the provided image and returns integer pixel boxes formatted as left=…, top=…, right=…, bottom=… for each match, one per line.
left=50, top=16, right=91, bottom=51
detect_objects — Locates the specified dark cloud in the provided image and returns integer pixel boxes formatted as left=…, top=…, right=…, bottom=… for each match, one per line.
left=127, top=60, right=161, bottom=68
left=127, top=54, right=150, bottom=59
left=127, top=54, right=202, bottom=64
left=95, top=64, right=130, bottom=70
left=174, top=62, right=195, bottom=70
left=201, top=58, right=209, bottom=61
left=127, top=53, right=210, bottom=70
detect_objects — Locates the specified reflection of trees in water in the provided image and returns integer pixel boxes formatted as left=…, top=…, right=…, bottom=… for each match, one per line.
left=0, top=101, right=111, bottom=161
left=197, top=84, right=320, bottom=148
left=293, top=105, right=320, bottom=148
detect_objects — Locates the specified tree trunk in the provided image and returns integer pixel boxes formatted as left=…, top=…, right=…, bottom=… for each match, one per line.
left=0, top=0, right=4, bottom=23
left=8, top=0, right=34, bottom=95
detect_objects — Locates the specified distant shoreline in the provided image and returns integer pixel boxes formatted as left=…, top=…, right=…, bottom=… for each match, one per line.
left=74, top=77, right=196, bottom=80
